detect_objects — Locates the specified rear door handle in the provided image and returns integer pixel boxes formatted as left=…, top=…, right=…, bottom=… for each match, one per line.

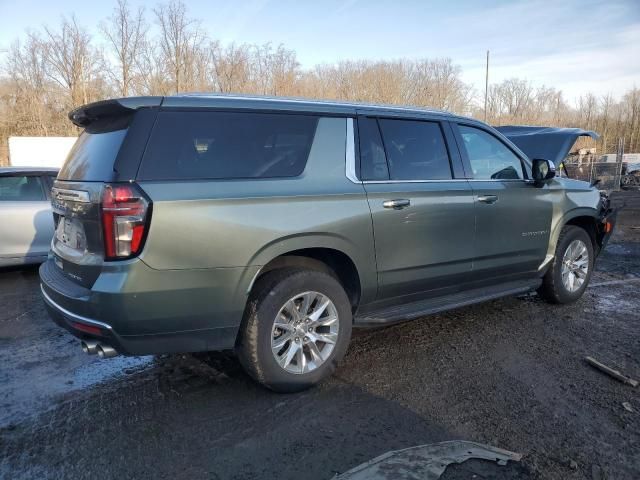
left=383, top=199, right=411, bottom=209
left=477, top=195, right=498, bottom=204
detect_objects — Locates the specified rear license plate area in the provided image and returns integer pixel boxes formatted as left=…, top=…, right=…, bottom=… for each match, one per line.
left=55, top=216, right=87, bottom=251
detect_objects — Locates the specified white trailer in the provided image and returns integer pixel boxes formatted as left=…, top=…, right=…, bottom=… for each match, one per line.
left=8, top=136, right=77, bottom=168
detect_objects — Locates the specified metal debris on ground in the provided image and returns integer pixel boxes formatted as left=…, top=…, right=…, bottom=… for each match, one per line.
left=334, top=441, right=522, bottom=480
left=585, top=356, right=639, bottom=387
left=622, top=402, right=634, bottom=412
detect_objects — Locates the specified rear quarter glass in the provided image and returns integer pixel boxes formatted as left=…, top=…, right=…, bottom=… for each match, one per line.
left=138, top=111, right=319, bottom=181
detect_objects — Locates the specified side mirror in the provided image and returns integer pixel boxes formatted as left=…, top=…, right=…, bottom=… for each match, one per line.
left=532, top=158, right=556, bottom=185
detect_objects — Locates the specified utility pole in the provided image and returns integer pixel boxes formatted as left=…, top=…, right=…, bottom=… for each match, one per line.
left=484, top=50, right=490, bottom=122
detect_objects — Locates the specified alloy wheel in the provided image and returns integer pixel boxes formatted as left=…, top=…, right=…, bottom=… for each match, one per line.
left=271, top=291, right=339, bottom=374
left=561, top=239, right=589, bottom=292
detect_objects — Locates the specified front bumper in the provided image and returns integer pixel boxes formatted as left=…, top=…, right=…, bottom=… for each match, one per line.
left=596, top=196, right=618, bottom=254
left=39, top=258, right=257, bottom=355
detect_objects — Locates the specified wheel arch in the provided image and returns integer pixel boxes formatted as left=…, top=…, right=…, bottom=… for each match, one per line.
left=249, top=246, right=363, bottom=313
left=547, top=208, right=600, bottom=259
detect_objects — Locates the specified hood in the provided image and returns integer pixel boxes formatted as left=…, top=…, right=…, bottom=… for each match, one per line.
left=495, top=126, right=599, bottom=165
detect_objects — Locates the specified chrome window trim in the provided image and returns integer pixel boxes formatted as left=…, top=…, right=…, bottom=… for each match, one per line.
left=361, top=179, right=530, bottom=184
left=40, top=284, right=113, bottom=330
left=469, top=179, right=531, bottom=183
left=363, top=179, right=467, bottom=184
left=347, top=115, right=533, bottom=185
left=345, top=118, right=361, bottom=184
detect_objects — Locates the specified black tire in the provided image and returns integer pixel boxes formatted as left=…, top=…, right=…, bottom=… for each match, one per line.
left=538, top=225, right=594, bottom=304
left=236, top=268, right=352, bottom=393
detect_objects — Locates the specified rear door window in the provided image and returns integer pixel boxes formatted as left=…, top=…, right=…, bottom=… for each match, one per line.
left=377, top=119, right=452, bottom=180
left=138, top=111, right=319, bottom=180
left=458, top=125, right=525, bottom=180
left=0, top=176, right=45, bottom=201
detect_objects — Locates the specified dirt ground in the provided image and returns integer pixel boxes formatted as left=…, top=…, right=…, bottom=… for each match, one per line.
left=1, top=192, right=638, bottom=480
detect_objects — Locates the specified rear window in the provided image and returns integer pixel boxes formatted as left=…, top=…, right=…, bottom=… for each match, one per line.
left=58, top=130, right=126, bottom=181
left=0, top=175, right=45, bottom=201
left=138, top=111, right=319, bottom=180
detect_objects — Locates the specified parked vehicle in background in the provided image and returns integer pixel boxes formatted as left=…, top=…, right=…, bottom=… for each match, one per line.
left=621, top=162, right=640, bottom=190
left=0, top=167, right=58, bottom=267
left=40, top=95, right=616, bottom=392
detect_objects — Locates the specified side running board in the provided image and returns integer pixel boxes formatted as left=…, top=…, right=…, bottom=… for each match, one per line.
left=354, top=279, right=541, bottom=326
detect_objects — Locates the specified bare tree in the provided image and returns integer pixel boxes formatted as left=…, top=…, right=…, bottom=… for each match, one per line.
left=2, top=2, right=640, bottom=167
left=137, top=39, right=172, bottom=95
left=249, top=43, right=300, bottom=96
left=41, top=16, right=106, bottom=108
left=100, top=0, right=147, bottom=96
left=599, top=94, right=613, bottom=153
left=154, top=0, right=205, bottom=93
left=577, top=93, right=597, bottom=130
left=407, top=58, right=472, bottom=112
left=210, top=41, right=251, bottom=93
left=5, top=35, right=51, bottom=135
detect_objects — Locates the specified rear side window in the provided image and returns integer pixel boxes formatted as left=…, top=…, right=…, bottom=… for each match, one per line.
left=139, top=111, right=319, bottom=180
left=58, top=116, right=130, bottom=181
left=458, top=125, right=524, bottom=180
left=0, top=176, right=45, bottom=201
left=378, top=119, right=452, bottom=180
left=358, top=117, right=389, bottom=181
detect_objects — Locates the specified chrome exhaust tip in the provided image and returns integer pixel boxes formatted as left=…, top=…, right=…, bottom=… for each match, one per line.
left=81, top=340, right=99, bottom=355
left=96, top=344, right=119, bottom=358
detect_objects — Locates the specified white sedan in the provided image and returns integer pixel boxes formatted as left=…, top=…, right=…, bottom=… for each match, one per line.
left=0, top=167, right=58, bottom=267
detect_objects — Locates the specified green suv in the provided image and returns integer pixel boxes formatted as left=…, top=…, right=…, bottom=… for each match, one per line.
left=40, top=95, right=616, bottom=392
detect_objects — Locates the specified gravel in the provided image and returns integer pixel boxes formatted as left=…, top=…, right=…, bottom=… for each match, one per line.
left=1, top=193, right=638, bottom=480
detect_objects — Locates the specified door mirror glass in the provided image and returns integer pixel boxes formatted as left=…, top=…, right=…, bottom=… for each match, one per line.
left=532, top=158, right=556, bottom=184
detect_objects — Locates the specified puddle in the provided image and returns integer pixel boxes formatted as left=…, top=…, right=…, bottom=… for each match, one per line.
left=1, top=352, right=158, bottom=428
left=594, top=293, right=637, bottom=314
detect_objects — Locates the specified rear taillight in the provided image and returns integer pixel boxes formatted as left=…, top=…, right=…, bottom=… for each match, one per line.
left=101, top=184, right=150, bottom=260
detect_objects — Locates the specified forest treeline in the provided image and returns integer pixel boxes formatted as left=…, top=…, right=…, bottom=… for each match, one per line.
left=1, top=0, right=639, bottom=164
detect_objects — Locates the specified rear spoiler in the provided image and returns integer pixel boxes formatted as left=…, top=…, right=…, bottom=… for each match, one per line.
left=495, top=126, right=599, bottom=165
left=68, top=97, right=163, bottom=127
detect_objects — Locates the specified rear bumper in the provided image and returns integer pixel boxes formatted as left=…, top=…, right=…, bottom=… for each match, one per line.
left=39, top=258, right=258, bottom=355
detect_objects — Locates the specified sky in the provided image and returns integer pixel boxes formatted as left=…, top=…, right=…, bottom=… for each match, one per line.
left=0, top=0, right=638, bottom=103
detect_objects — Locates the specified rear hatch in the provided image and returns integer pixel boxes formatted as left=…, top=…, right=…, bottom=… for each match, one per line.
left=50, top=98, right=160, bottom=288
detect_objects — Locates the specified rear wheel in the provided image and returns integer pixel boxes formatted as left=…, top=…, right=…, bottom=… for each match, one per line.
left=236, top=268, right=352, bottom=392
left=538, top=225, right=594, bottom=304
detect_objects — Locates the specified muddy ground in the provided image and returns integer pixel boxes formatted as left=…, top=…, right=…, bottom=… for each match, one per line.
left=1, top=192, right=638, bottom=480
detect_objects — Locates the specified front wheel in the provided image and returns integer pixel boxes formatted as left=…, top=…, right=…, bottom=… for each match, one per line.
left=236, top=268, right=352, bottom=392
left=538, top=225, right=594, bottom=304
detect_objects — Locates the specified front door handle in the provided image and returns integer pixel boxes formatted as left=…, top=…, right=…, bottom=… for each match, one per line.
left=477, top=195, right=498, bottom=204
left=383, top=199, right=411, bottom=209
